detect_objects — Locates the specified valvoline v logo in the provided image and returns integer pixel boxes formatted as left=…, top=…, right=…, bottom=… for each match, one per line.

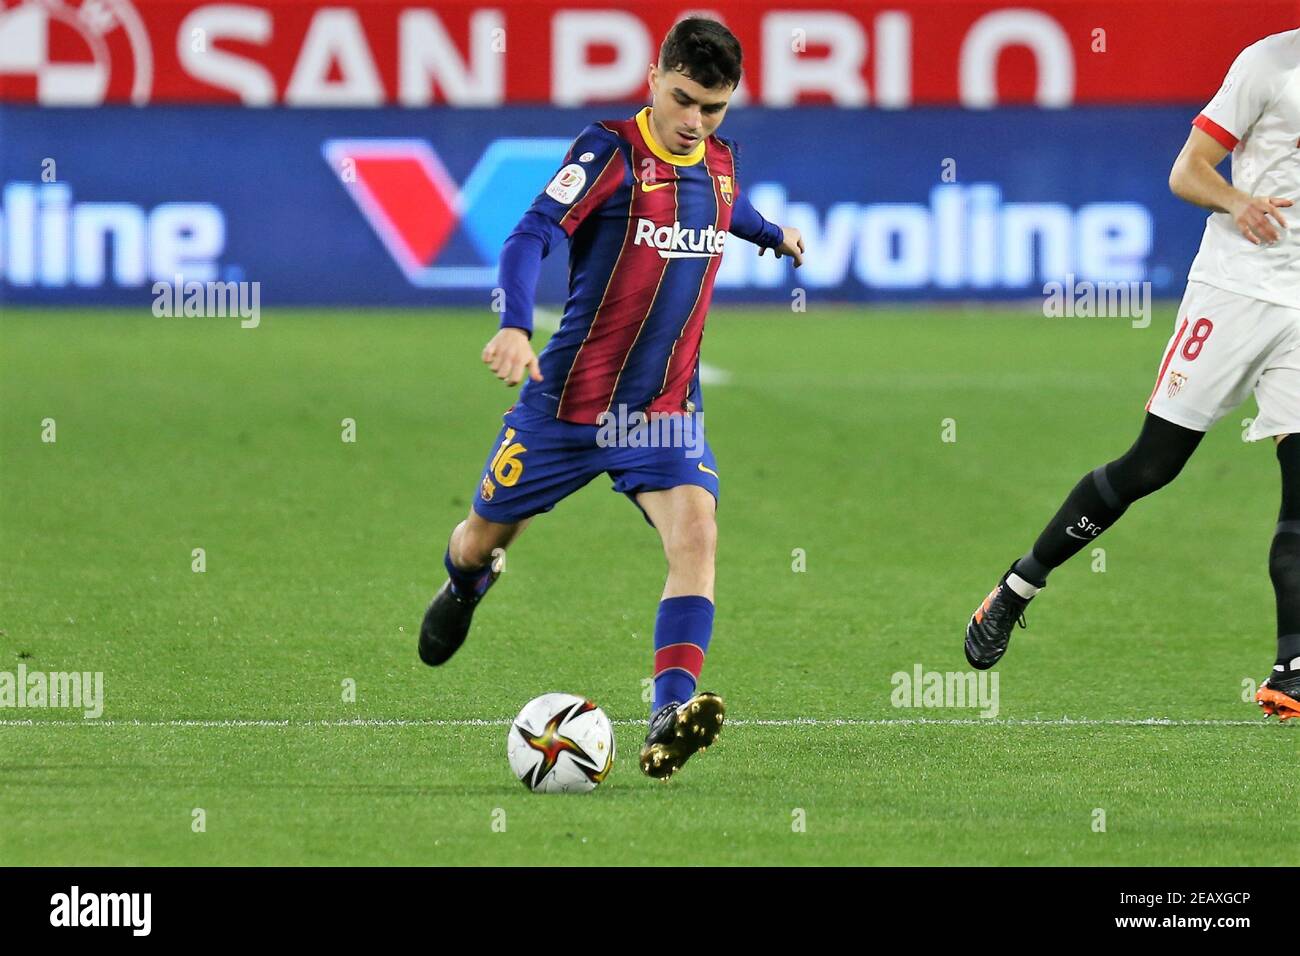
left=323, top=138, right=571, bottom=288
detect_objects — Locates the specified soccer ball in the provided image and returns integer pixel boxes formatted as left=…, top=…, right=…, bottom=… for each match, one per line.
left=507, top=693, right=615, bottom=793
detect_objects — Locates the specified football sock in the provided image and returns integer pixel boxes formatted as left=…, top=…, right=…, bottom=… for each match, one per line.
left=444, top=547, right=497, bottom=600
left=1271, top=437, right=1300, bottom=672
left=651, top=595, right=714, bottom=715
left=1270, top=529, right=1300, bottom=672
left=1274, top=634, right=1300, bottom=673
left=1004, top=571, right=1043, bottom=600
left=1015, top=413, right=1202, bottom=585
left=1015, top=466, right=1127, bottom=581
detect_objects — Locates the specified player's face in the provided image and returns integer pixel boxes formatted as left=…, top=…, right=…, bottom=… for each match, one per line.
left=647, top=65, right=732, bottom=154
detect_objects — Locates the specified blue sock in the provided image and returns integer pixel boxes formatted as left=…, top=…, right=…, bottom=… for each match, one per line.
left=652, top=595, right=714, bottom=715
left=444, top=548, right=497, bottom=599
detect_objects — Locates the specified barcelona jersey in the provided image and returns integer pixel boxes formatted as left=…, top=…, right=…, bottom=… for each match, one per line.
left=516, top=107, right=743, bottom=426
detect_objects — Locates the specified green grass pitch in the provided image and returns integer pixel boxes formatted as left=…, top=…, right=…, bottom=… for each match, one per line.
left=0, top=305, right=1293, bottom=866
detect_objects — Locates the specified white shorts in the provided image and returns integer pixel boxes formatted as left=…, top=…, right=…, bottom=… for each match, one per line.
left=1146, top=281, right=1300, bottom=441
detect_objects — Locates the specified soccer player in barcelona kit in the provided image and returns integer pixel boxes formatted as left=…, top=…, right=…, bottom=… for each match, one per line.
left=418, top=18, right=805, bottom=777
left=965, top=29, right=1300, bottom=719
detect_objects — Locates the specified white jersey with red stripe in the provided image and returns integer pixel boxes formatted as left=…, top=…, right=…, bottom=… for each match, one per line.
left=1188, top=29, right=1300, bottom=309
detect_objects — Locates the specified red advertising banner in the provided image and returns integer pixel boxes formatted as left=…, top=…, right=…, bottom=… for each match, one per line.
left=1, top=0, right=1296, bottom=108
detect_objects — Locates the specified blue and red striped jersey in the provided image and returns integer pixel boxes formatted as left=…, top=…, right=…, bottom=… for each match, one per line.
left=508, top=107, right=776, bottom=426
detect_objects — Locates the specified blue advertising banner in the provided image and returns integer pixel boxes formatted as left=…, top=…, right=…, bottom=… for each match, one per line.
left=0, top=105, right=1209, bottom=306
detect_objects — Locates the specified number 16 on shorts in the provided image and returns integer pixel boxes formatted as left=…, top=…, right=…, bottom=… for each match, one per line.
left=481, top=427, right=527, bottom=503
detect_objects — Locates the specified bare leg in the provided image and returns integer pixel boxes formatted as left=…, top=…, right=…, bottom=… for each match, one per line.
left=447, top=510, right=532, bottom=571
left=635, top=485, right=717, bottom=601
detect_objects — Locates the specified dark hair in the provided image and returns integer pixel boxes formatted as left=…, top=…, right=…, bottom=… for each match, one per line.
left=658, top=17, right=743, bottom=91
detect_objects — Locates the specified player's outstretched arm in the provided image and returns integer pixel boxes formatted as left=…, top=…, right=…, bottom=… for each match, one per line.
left=485, top=211, right=567, bottom=386
left=482, top=124, right=622, bottom=386
left=1169, top=127, right=1292, bottom=245
left=729, top=193, right=805, bottom=267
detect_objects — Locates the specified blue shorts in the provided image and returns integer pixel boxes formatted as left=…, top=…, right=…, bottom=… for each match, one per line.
left=471, top=401, right=720, bottom=526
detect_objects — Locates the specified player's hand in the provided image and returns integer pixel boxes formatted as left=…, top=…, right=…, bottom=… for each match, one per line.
left=482, top=327, right=542, bottom=386
left=1230, top=194, right=1292, bottom=245
left=760, top=226, right=805, bottom=268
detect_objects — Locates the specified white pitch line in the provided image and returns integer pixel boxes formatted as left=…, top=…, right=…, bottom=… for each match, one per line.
left=0, top=717, right=1277, bottom=728
left=533, top=308, right=732, bottom=385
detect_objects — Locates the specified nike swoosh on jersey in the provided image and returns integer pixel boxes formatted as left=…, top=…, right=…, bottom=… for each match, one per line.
left=1064, top=526, right=1093, bottom=540
left=640, top=179, right=675, bottom=192
left=697, top=463, right=719, bottom=478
